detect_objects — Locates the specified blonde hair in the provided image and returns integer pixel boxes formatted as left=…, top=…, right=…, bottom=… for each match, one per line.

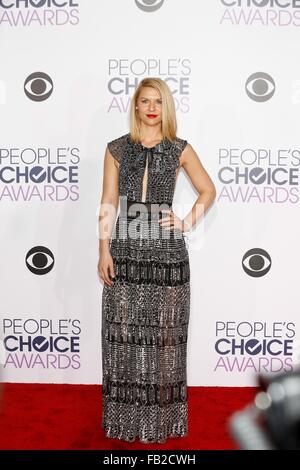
left=129, top=77, right=177, bottom=143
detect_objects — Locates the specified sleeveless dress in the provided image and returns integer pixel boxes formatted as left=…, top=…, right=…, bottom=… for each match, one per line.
left=101, top=132, right=190, bottom=444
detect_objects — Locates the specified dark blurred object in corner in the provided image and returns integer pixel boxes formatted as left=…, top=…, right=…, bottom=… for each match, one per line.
left=229, top=367, right=300, bottom=450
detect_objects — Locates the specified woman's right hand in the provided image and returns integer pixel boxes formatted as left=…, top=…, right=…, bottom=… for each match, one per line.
left=98, top=250, right=116, bottom=286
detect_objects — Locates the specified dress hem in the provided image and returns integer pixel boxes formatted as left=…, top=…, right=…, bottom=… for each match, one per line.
left=101, top=422, right=188, bottom=444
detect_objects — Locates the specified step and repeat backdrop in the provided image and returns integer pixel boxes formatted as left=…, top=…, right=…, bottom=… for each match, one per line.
left=1, top=0, right=300, bottom=386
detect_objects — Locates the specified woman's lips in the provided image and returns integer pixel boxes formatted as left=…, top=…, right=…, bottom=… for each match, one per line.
left=146, top=114, right=157, bottom=118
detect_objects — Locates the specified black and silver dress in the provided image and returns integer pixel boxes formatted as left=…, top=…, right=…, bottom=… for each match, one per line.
left=101, top=132, right=190, bottom=443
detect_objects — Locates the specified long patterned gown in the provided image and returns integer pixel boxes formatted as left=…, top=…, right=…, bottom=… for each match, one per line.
left=101, top=132, right=190, bottom=443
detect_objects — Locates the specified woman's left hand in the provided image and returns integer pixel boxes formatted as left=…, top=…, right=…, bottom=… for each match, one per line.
left=159, top=209, right=184, bottom=231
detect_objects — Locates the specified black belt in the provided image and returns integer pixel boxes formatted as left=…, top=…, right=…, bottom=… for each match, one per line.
left=120, top=199, right=172, bottom=219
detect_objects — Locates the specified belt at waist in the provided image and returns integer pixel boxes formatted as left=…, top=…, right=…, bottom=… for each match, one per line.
left=119, top=199, right=173, bottom=219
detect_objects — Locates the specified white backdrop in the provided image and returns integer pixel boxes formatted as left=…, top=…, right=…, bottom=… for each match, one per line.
left=1, top=0, right=299, bottom=386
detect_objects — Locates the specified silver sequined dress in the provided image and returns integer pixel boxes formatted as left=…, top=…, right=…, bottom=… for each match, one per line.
left=101, top=132, right=190, bottom=443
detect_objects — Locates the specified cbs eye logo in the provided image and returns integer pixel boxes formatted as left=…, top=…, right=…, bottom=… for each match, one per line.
left=242, top=248, right=271, bottom=277
left=25, top=246, right=55, bottom=275
left=24, top=72, right=53, bottom=102
left=245, top=72, right=275, bottom=102
left=135, top=0, right=164, bottom=12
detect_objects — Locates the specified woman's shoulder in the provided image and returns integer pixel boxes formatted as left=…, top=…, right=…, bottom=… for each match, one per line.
left=173, top=136, right=188, bottom=156
left=107, top=133, right=129, bottom=163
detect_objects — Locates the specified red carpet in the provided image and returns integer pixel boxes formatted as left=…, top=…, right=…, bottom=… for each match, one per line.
left=0, top=384, right=257, bottom=450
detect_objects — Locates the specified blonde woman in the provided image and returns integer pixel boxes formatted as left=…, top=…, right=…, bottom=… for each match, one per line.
left=98, top=77, right=216, bottom=444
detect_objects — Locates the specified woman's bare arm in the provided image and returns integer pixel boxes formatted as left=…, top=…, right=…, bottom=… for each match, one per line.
left=179, top=143, right=216, bottom=230
left=98, top=146, right=119, bottom=285
left=99, top=146, right=119, bottom=250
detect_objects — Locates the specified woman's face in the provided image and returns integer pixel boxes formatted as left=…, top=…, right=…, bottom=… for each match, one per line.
left=136, top=86, right=163, bottom=127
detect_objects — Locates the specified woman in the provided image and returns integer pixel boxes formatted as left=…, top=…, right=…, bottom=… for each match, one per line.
left=98, top=77, right=216, bottom=444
